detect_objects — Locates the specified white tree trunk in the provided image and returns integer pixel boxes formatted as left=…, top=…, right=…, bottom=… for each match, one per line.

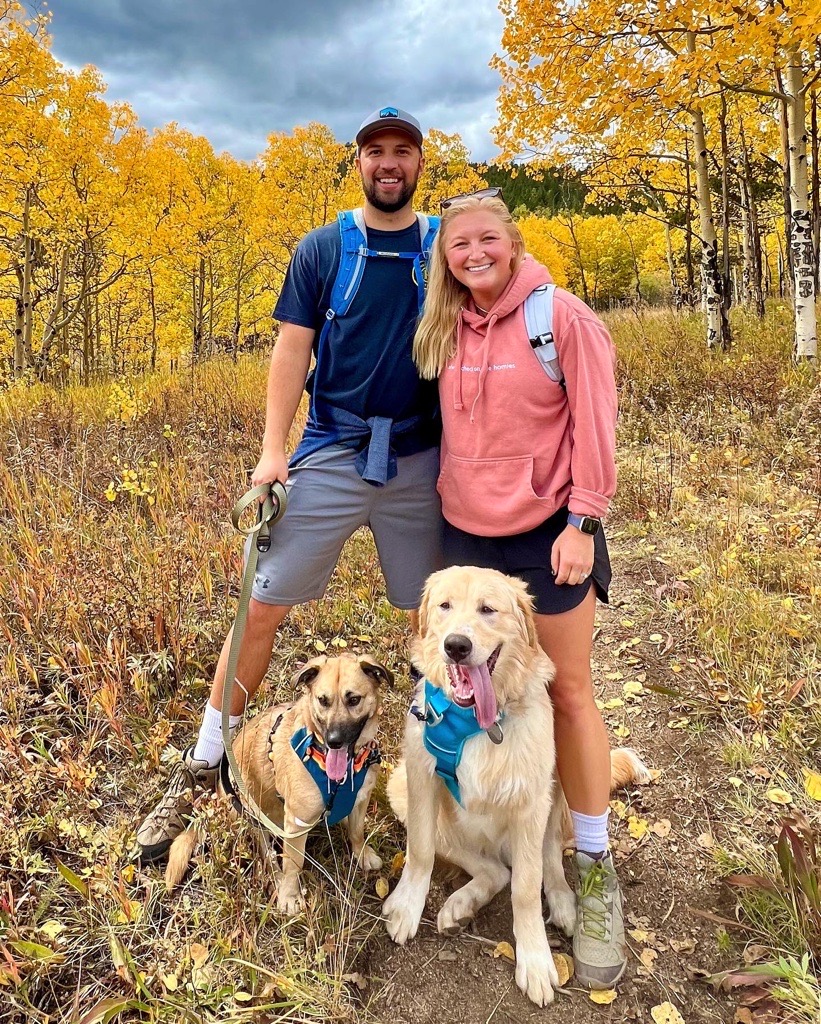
left=691, top=104, right=727, bottom=347
left=786, top=48, right=818, bottom=360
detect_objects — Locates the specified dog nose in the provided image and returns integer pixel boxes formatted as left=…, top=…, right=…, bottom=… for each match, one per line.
left=325, top=729, right=345, bottom=749
left=444, top=634, right=472, bottom=663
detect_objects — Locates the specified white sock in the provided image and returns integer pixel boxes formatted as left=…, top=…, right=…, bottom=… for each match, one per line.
left=571, top=809, right=610, bottom=857
left=192, top=702, right=241, bottom=768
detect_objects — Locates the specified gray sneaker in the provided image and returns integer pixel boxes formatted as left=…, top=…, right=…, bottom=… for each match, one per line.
left=135, top=745, right=220, bottom=864
left=573, top=852, right=627, bottom=989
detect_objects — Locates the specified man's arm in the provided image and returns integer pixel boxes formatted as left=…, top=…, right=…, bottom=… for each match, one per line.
left=250, top=322, right=315, bottom=487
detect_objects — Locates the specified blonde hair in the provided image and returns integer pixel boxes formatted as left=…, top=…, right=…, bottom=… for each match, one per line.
left=413, top=197, right=525, bottom=380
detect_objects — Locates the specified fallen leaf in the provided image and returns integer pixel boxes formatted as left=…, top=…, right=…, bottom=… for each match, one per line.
left=628, top=928, right=654, bottom=943
left=615, top=724, right=631, bottom=739
left=342, top=972, right=369, bottom=990
left=651, top=819, right=672, bottom=838
left=375, top=877, right=389, bottom=899
left=234, top=991, right=253, bottom=1002
left=696, top=832, right=714, bottom=849
left=742, top=944, right=769, bottom=964
left=639, top=947, right=658, bottom=971
left=162, top=973, right=178, bottom=992
left=589, top=988, right=618, bottom=1004
left=803, top=770, right=821, bottom=802
left=734, top=1010, right=754, bottom=1024
left=553, top=952, right=574, bottom=986
left=493, top=941, right=515, bottom=962
left=623, top=681, right=644, bottom=696
left=651, top=1002, right=685, bottom=1024
left=189, top=943, right=208, bottom=968
left=610, top=799, right=627, bottom=819
left=765, top=788, right=792, bottom=805
left=669, top=938, right=696, bottom=954
left=438, top=949, right=458, bottom=962
left=390, top=851, right=405, bottom=875
left=628, top=815, right=649, bottom=840
left=649, top=633, right=663, bottom=642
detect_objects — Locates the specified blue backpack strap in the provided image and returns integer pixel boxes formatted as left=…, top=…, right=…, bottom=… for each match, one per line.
left=524, top=283, right=564, bottom=388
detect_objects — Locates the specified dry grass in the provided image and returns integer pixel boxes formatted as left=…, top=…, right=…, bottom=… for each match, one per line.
left=1, top=303, right=819, bottom=1021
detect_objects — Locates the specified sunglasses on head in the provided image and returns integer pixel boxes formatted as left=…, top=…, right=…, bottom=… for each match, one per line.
left=440, top=187, right=505, bottom=212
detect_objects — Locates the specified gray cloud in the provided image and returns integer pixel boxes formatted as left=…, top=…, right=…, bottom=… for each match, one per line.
left=48, top=0, right=504, bottom=161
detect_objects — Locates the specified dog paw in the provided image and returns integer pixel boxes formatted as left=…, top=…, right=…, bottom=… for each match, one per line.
left=357, top=845, right=383, bottom=873
left=437, top=888, right=476, bottom=935
left=277, top=886, right=304, bottom=917
left=383, top=881, right=425, bottom=945
left=515, top=950, right=557, bottom=1007
left=545, top=887, right=576, bottom=936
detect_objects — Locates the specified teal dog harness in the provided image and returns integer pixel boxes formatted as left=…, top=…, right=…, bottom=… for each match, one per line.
left=290, top=727, right=381, bottom=826
left=412, top=680, right=497, bottom=805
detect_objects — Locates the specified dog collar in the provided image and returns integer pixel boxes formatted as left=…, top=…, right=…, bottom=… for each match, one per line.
left=411, top=680, right=503, bottom=806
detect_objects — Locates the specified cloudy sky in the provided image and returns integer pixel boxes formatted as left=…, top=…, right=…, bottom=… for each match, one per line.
left=47, top=0, right=506, bottom=163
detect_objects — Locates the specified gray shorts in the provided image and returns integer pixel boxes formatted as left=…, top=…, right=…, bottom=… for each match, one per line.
left=247, top=444, right=443, bottom=610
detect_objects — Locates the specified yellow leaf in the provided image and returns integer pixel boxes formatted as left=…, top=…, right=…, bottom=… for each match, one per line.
left=651, top=1002, right=686, bottom=1024
left=189, top=942, right=209, bottom=967
left=639, top=947, right=658, bottom=970
left=375, top=877, right=389, bottom=899
left=628, top=815, right=649, bottom=839
left=553, top=952, right=574, bottom=986
left=313, top=639, right=327, bottom=651
left=610, top=799, right=627, bottom=819
left=493, top=941, right=516, bottom=962
left=623, top=681, right=644, bottom=696
left=162, top=973, right=178, bottom=991
left=766, top=788, right=793, bottom=805
left=649, top=633, right=663, bottom=642
left=614, top=724, right=631, bottom=738
left=803, top=770, right=821, bottom=801
left=390, top=851, right=405, bottom=875
left=589, top=988, right=617, bottom=1004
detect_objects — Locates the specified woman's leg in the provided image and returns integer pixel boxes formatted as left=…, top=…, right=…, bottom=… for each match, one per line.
left=534, top=587, right=610, bottom=818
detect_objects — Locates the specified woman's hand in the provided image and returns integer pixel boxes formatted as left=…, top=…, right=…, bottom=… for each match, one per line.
left=551, top=525, right=595, bottom=586
left=250, top=448, right=289, bottom=490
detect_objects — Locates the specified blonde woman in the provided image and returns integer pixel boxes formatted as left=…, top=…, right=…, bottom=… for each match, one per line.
left=414, top=191, right=625, bottom=989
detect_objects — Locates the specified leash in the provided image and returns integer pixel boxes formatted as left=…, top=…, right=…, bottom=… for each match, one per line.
left=220, top=480, right=322, bottom=842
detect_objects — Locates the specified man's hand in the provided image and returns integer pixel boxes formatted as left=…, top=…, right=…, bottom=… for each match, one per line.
left=551, top=525, right=595, bottom=586
left=251, top=448, right=289, bottom=489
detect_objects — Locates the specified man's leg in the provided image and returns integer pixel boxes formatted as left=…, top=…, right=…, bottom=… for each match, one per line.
left=135, top=599, right=290, bottom=863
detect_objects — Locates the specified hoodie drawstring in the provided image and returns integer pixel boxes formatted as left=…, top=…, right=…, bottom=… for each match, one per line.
left=454, top=318, right=465, bottom=411
left=469, top=313, right=498, bottom=424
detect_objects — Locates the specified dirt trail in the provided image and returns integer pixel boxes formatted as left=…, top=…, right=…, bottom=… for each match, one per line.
left=366, top=543, right=739, bottom=1023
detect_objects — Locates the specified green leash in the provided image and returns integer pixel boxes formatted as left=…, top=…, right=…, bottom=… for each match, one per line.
left=220, top=481, right=320, bottom=841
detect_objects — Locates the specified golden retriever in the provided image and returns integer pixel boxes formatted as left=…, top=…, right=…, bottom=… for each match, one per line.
left=166, top=653, right=388, bottom=914
left=383, top=567, right=649, bottom=1006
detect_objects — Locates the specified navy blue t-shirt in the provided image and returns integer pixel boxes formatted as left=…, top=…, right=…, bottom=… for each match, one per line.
left=274, top=220, right=440, bottom=452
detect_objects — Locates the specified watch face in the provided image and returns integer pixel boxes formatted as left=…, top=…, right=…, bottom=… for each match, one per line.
left=580, top=517, right=600, bottom=535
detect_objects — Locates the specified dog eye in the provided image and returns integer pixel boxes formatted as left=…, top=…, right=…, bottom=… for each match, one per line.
left=480, top=605, right=496, bottom=615
left=346, top=694, right=362, bottom=707
left=439, top=601, right=451, bottom=611
left=317, top=695, right=332, bottom=708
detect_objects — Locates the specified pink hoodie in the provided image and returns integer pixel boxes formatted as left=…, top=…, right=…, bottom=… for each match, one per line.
left=438, top=256, right=617, bottom=537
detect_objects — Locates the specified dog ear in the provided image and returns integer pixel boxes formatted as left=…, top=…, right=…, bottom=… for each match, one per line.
left=513, top=578, right=539, bottom=650
left=291, top=662, right=321, bottom=688
left=417, top=573, right=436, bottom=638
left=359, top=659, right=394, bottom=687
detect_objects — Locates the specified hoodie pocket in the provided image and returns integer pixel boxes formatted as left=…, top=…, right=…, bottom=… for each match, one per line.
left=437, top=452, right=553, bottom=536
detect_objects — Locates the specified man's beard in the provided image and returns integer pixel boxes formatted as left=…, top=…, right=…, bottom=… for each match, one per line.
left=363, top=176, right=418, bottom=214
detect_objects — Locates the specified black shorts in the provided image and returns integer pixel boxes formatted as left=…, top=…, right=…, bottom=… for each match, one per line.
left=442, top=506, right=611, bottom=616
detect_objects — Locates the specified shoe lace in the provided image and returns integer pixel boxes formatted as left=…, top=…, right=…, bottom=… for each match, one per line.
left=152, top=760, right=197, bottom=822
left=578, top=861, right=612, bottom=941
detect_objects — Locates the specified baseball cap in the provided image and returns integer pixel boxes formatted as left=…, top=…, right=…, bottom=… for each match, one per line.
left=356, top=106, right=424, bottom=148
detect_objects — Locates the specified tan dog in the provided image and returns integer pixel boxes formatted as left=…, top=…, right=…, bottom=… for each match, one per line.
left=166, top=653, right=388, bottom=914
left=383, top=567, right=649, bottom=1006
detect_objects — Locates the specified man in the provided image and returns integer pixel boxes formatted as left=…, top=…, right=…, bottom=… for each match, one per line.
left=135, top=106, right=442, bottom=863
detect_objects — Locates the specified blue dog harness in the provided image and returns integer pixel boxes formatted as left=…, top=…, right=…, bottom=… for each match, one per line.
left=289, top=726, right=381, bottom=826
left=412, top=681, right=499, bottom=806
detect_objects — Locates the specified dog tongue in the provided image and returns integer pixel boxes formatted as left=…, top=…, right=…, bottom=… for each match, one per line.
left=325, top=746, right=349, bottom=782
left=466, top=663, right=498, bottom=731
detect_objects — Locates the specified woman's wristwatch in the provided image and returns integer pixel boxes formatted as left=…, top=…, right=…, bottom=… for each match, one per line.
left=567, top=513, right=601, bottom=535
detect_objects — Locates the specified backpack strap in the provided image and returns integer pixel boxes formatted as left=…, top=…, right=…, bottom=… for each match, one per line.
left=325, top=209, right=440, bottom=327
left=523, top=283, right=564, bottom=388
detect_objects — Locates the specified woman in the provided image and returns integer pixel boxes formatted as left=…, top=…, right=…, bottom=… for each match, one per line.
left=414, top=191, right=625, bottom=989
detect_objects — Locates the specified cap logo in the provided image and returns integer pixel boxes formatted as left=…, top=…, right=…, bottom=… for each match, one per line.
left=379, top=107, right=399, bottom=118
